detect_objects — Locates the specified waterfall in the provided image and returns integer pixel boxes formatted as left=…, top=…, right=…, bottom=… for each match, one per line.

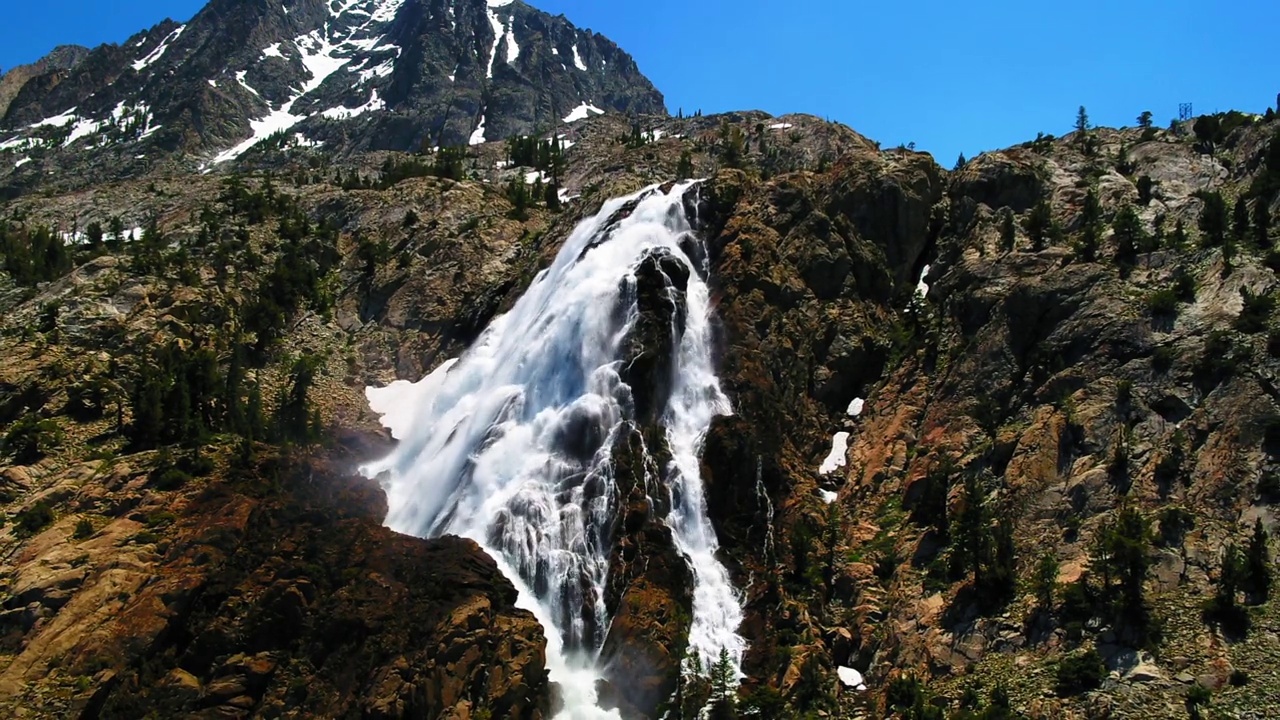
left=361, top=182, right=744, bottom=717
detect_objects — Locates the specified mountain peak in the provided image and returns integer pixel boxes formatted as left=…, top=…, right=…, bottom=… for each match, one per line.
left=0, top=0, right=664, bottom=177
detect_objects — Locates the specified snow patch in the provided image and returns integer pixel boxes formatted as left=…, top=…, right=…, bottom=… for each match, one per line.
left=29, top=108, right=78, bottom=129
left=563, top=102, right=604, bottom=123
left=356, top=58, right=396, bottom=83
left=484, top=6, right=505, bottom=79
left=819, top=489, right=838, bottom=505
left=769, top=122, right=794, bottom=130
left=208, top=79, right=218, bottom=88
left=235, top=71, right=261, bottom=97
left=262, top=42, right=284, bottom=58
left=572, top=44, right=587, bottom=71
left=837, top=667, right=866, bottom=690
left=321, top=89, right=386, bottom=119
left=524, top=169, right=548, bottom=185
left=847, top=398, right=865, bottom=417
left=504, top=17, right=519, bottom=63
left=469, top=115, right=487, bottom=146
left=819, top=432, right=850, bottom=475
left=14, top=157, right=30, bottom=168
left=64, top=118, right=102, bottom=147
left=132, top=25, right=185, bottom=72
left=213, top=29, right=351, bottom=165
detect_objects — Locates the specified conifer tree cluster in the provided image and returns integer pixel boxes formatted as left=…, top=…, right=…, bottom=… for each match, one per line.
left=0, top=220, right=71, bottom=285
left=506, top=135, right=567, bottom=179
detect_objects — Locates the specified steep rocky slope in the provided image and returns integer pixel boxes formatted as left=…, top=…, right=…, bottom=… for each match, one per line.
left=1, top=97, right=1279, bottom=720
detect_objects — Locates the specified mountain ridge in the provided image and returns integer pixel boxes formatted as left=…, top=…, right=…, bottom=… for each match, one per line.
left=0, top=0, right=665, bottom=178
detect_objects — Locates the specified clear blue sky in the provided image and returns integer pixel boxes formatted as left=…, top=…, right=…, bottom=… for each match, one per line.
left=3, top=0, right=1277, bottom=163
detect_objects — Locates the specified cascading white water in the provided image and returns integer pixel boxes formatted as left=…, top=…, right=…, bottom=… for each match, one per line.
left=360, top=182, right=744, bottom=717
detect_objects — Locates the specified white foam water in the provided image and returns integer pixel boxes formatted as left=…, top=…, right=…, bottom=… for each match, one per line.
left=362, top=182, right=744, bottom=717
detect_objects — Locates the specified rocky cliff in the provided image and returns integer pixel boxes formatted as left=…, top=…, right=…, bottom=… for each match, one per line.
left=0, top=67, right=1278, bottom=720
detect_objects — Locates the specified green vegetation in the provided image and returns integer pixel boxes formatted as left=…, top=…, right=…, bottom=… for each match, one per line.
left=1197, top=190, right=1230, bottom=249
left=14, top=501, right=55, bottom=537
left=0, top=220, right=72, bottom=286
left=1235, top=288, right=1275, bottom=333
left=73, top=518, right=94, bottom=540
left=1055, top=649, right=1105, bottom=695
left=677, top=150, right=694, bottom=180
left=1025, top=200, right=1053, bottom=251
left=1186, top=684, right=1212, bottom=720
left=3, top=414, right=63, bottom=463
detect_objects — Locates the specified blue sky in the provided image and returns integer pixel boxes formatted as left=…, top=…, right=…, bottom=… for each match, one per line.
left=3, top=0, right=1277, bottom=163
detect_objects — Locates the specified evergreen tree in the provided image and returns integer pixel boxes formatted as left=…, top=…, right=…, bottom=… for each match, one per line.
left=1076, top=187, right=1103, bottom=261
left=1233, top=197, right=1251, bottom=242
left=1112, top=204, right=1145, bottom=270
left=1026, top=200, right=1053, bottom=250
left=999, top=208, right=1017, bottom=252
left=1170, top=218, right=1190, bottom=250
left=107, top=216, right=125, bottom=251
left=545, top=181, right=562, bottom=211
left=1198, top=191, right=1229, bottom=248
left=954, top=153, right=967, bottom=171
left=676, top=150, right=694, bottom=180
left=950, top=470, right=991, bottom=585
left=1253, top=196, right=1272, bottom=249
left=1032, top=552, right=1059, bottom=611
left=274, top=354, right=322, bottom=444
left=1137, top=111, right=1154, bottom=129
left=1194, top=115, right=1222, bottom=154
left=1109, top=506, right=1152, bottom=619
left=1075, top=106, right=1090, bottom=150
left=1246, top=518, right=1272, bottom=601
left=708, top=647, right=737, bottom=717
left=1136, top=175, right=1155, bottom=205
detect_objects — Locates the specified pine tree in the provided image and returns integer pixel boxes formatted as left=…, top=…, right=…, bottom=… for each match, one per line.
left=954, top=153, right=967, bottom=171
left=1246, top=518, right=1272, bottom=602
left=1075, top=106, right=1091, bottom=151
left=1076, top=187, right=1103, bottom=261
left=247, top=381, right=265, bottom=442
left=1026, top=200, right=1053, bottom=250
left=1032, top=552, right=1059, bottom=610
left=709, top=647, right=736, bottom=708
left=1112, top=204, right=1145, bottom=270
left=676, top=150, right=694, bottom=180
left=1170, top=218, right=1190, bottom=250
left=999, top=208, right=1017, bottom=252
left=1137, top=111, right=1154, bottom=129
left=1136, top=175, right=1155, bottom=205
left=1253, top=196, right=1272, bottom=249
left=1233, top=198, right=1251, bottom=242
left=950, top=470, right=991, bottom=585
left=1109, top=506, right=1152, bottom=619
left=1198, top=191, right=1229, bottom=248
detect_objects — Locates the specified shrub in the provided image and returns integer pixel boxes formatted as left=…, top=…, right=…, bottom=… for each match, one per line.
left=1235, top=288, right=1276, bottom=334
left=1230, top=669, right=1250, bottom=686
left=1146, top=288, right=1179, bottom=317
left=153, top=468, right=192, bottom=491
left=1186, top=684, right=1212, bottom=719
left=15, top=501, right=55, bottom=536
left=3, top=415, right=63, bottom=464
left=73, top=518, right=94, bottom=540
left=1056, top=649, right=1106, bottom=695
